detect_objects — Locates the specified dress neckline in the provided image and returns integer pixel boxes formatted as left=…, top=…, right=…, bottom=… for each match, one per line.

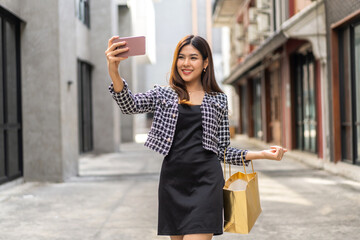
left=179, top=103, right=201, bottom=107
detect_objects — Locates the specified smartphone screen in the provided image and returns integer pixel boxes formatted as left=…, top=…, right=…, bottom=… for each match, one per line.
left=113, top=36, right=146, bottom=57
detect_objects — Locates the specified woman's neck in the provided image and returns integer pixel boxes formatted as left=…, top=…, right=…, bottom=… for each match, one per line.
left=185, top=80, right=203, bottom=92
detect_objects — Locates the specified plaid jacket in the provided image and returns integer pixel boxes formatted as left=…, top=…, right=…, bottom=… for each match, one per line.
left=109, top=78, right=248, bottom=166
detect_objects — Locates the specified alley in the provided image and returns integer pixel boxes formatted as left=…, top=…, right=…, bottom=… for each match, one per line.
left=0, top=136, right=359, bottom=240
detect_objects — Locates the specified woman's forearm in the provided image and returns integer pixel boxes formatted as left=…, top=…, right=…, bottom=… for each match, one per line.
left=245, top=146, right=287, bottom=161
left=110, top=71, right=124, bottom=93
left=245, top=151, right=265, bottom=160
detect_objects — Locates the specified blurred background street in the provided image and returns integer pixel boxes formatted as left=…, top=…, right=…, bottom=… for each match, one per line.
left=1, top=0, right=360, bottom=239
left=1, top=136, right=359, bottom=240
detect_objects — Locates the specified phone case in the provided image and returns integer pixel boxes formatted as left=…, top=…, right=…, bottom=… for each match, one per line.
left=113, top=36, right=146, bottom=57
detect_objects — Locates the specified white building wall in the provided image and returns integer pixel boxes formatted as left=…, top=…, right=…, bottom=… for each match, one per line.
left=135, top=0, right=224, bottom=137
left=0, top=0, right=78, bottom=182
left=0, top=0, right=156, bottom=182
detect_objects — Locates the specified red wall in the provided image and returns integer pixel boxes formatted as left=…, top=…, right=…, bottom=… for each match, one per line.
left=316, top=60, right=323, bottom=159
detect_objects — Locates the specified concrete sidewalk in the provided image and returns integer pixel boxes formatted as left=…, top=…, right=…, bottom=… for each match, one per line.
left=0, top=137, right=359, bottom=240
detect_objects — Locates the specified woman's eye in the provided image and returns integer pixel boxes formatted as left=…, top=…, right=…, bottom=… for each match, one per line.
left=191, top=57, right=197, bottom=60
left=178, top=56, right=184, bottom=59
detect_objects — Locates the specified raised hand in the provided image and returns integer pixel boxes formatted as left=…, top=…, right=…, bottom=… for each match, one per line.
left=105, top=36, right=129, bottom=75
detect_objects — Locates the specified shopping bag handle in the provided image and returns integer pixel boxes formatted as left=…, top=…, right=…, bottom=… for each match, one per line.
left=223, top=148, right=231, bottom=181
left=223, top=148, right=255, bottom=181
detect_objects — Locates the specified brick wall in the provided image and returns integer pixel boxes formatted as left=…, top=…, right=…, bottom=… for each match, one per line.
left=325, top=0, right=360, bottom=89
left=326, top=0, right=360, bottom=25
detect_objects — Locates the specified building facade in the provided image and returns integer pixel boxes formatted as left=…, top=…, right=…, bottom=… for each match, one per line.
left=213, top=0, right=360, bottom=172
left=0, top=0, right=156, bottom=184
left=325, top=0, right=360, bottom=166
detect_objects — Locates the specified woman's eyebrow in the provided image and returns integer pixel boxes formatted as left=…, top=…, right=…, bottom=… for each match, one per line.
left=178, top=53, right=199, bottom=56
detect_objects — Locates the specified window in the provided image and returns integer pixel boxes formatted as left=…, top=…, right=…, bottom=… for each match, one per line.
left=77, top=60, right=93, bottom=153
left=76, top=0, right=90, bottom=28
left=339, top=21, right=360, bottom=165
left=240, top=85, right=248, bottom=134
left=253, top=78, right=263, bottom=140
left=0, top=6, right=23, bottom=184
left=293, top=51, right=317, bottom=153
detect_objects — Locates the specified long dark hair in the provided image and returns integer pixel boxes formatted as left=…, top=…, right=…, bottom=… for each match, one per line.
left=169, top=35, right=224, bottom=102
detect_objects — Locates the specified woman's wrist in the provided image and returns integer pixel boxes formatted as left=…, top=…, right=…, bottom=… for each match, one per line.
left=109, top=69, right=120, bottom=79
left=245, top=151, right=265, bottom=160
left=110, top=73, right=124, bottom=93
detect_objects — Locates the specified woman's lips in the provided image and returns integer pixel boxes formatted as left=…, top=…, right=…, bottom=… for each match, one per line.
left=182, top=70, right=193, bottom=75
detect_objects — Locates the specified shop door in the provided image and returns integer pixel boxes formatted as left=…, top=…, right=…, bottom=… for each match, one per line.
left=352, top=23, right=360, bottom=165
left=339, top=22, right=360, bottom=165
left=294, top=52, right=317, bottom=153
left=78, top=60, right=93, bottom=153
left=0, top=10, right=23, bottom=184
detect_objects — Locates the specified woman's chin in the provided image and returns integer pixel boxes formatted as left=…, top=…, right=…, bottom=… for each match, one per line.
left=181, top=76, right=200, bottom=83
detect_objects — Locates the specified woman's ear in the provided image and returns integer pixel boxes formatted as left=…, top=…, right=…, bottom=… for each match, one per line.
left=204, top=58, right=209, bottom=69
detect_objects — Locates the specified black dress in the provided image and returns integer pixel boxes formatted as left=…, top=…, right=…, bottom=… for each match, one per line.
left=158, top=104, right=225, bottom=236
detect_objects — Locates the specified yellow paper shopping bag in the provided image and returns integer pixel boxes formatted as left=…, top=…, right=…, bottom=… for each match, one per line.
left=223, top=150, right=262, bottom=234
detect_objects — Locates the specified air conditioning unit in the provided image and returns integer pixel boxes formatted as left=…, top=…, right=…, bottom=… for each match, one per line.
left=257, top=12, right=270, bottom=32
left=248, top=23, right=259, bottom=43
left=256, top=0, right=270, bottom=9
left=249, top=7, right=257, bottom=23
left=235, top=40, right=245, bottom=56
left=234, top=23, right=245, bottom=40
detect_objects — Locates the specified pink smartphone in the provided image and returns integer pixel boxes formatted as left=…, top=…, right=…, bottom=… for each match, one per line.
left=113, top=36, right=146, bottom=57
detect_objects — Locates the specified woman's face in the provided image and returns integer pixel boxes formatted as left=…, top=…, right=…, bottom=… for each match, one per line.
left=177, top=44, right=208, bottom=85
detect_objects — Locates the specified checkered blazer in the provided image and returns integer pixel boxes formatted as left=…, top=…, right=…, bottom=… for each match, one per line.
left=109, top=78, right=249, bottom=166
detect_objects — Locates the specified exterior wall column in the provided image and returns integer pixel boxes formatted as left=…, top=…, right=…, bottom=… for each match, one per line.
left=21, top=0, right=65, bottom=181
left=281, top=46, right=294, bottom=149
left=0, top=0, right=79, bottom=182
left=282, top=1, right=328, bottom=159
left=90, top=0, right=124, bottom=150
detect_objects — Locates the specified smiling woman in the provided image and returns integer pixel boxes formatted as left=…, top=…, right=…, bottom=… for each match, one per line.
left=169, top=35, right=223, bottom=105
left=105, top=34, right=287, bottom=240
left=177, top=46, right=207, bottom=83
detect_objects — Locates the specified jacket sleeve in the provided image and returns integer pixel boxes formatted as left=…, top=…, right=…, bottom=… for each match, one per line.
left=108, top=78, right=157, bottom=114
left=217, top=95, right=249, bottom=166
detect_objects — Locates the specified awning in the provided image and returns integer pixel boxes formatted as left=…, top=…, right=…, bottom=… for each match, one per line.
left=222, top=0, right=325, bottom=85
left=213, top=0, right=245, bottom=27
left=223, top=31, right=287, bottom=84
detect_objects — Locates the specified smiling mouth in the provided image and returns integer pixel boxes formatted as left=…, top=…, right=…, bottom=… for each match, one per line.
left=182, top=70, right=193, bottom=75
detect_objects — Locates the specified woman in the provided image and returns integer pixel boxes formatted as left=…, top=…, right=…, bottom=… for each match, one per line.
left=105, top=35, right=287, bottom=240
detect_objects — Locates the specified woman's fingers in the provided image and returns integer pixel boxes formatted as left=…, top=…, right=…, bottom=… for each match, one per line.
left=108, top=55, right=128, bottom=63
left=105, top=41, right=126, bottom=53
left=270, top=145, right=281, bottom=150
left=105, top=43, right=127, bottom=56
left=113, top=47, right=130, bottom=56
left=271, top=146, right=288, bottom=152
left=107, top=41, right=127, bottom=53
left=108, top=36, right=119, bottom=48
left=105, top=36, right=129, bottom=61
left=268, top=146, right=286, bottom=161
left=105, top=38, right=130, bottom=65
left=265, top=146, right=288, bottom=161
left=106, top=46, right=129, bottom=59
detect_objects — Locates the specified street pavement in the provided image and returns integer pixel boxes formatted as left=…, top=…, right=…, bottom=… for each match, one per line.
left=0, top=135, right=359, bottom=240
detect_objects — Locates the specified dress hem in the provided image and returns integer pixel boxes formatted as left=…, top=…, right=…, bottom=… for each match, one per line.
left=157, top=228, right=223, bottom=236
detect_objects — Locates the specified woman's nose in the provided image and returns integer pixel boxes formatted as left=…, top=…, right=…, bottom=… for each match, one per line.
left=183, top=58, right=190, bottom=66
